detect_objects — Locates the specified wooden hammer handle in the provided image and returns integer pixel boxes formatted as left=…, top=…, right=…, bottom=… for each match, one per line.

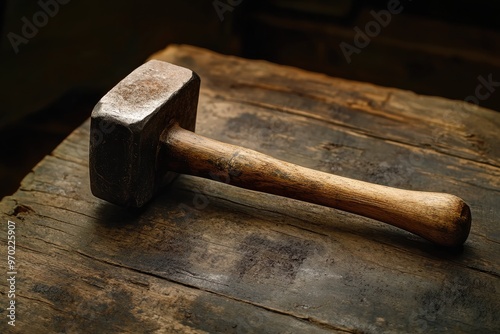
left=162, top=124, right=471, bottom=247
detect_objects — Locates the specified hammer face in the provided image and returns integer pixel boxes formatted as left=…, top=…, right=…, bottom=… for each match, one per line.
left=90, top=60, right=200, bottom=207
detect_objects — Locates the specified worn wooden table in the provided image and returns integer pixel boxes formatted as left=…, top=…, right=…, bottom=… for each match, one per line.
left=1, top=45, right=499, bottom=333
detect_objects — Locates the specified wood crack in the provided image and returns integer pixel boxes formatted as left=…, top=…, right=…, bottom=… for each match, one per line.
left=18, top=294, right=67, bottom=313
left=452, top=262, right=500, bottom=280
left=284, top=224, right=329, bottom=237
left=49, top=151, right=88, bottom=167
left=375, top=238, right=500, bottom=278
left=471, top=232, right=500, bottom=246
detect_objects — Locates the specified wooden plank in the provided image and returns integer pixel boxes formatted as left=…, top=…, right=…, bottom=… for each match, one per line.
left=1, top=45, right=499, bottom=333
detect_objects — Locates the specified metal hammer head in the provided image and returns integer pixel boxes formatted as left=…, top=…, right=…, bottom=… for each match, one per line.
left=89, top=60, right=200, bottom=207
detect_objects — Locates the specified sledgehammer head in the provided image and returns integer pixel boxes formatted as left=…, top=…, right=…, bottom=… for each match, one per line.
left=89, top=60, right=200, bottom=207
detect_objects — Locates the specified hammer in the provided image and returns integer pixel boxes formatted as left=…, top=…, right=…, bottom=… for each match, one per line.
left=89, top=60, right=471, bottom=247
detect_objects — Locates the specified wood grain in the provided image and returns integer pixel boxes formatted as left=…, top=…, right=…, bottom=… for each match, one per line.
left=0, top=45, right=499, bottom=333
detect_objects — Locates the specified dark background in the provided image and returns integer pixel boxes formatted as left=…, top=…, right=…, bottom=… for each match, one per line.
left=1, top=0, right=499, bottom=198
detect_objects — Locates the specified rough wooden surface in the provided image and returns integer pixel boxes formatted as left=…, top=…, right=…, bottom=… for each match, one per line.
left=1, top=45, right=499, bottom=333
